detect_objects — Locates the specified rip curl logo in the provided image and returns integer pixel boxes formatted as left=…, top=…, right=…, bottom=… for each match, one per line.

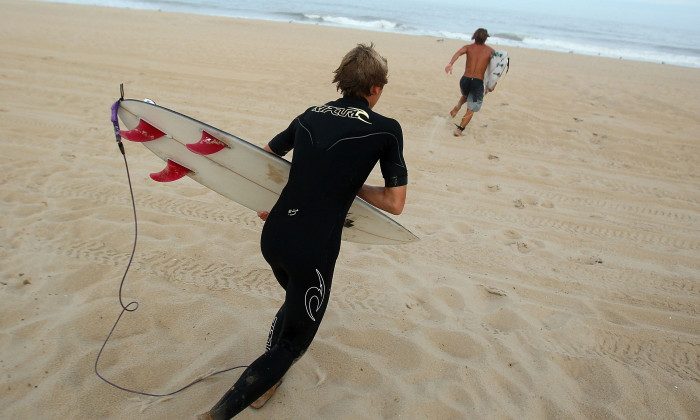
left=311, top=105, right=371, bottom=124
left=265, top=315, right=278, bottom=352
left=288, top=209, right=299, bottom=216
left=305, top=269, right=326, bottom=322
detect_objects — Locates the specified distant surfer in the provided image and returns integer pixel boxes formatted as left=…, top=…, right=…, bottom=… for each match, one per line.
left=197, top=44, right=408, bottom=419
left=444, top=28, right=495, bottom=136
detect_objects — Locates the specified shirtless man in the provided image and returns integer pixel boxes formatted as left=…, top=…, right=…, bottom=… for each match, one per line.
left=444, top=28, right=495, bottom=136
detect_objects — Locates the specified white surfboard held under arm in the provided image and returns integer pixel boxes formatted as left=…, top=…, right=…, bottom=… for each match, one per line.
left=485, top=50, right=509, bottom=91
left=116, top=99, right=418, bottom=245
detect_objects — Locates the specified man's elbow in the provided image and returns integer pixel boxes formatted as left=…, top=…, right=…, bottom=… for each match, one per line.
left=388, top=206, right=404, bottom=216
left=385, top=186, right=407, bottom=215
left=387, top=199, right=405, bottom=215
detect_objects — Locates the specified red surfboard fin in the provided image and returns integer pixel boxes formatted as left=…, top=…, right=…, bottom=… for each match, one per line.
left=150, top=159, right=192, bottom=182
left=186, top=130, right=228, bottom=155
left=120, top=119, right=166, bottom=142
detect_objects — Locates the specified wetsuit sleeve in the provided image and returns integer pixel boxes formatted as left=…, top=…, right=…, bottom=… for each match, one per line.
left=268, top=118, right=298, bottom=156
left=379, top=121, right=408, bottom=187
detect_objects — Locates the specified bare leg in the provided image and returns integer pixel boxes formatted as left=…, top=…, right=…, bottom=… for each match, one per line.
left=251, top=380, right=283, bottom=409
left=454, top=110, right=474, bottom=136
left=450, top=96, right=467, bottom=118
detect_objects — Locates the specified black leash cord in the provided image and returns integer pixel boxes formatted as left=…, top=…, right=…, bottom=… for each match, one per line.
left=95, top=97, right=246, bottom=397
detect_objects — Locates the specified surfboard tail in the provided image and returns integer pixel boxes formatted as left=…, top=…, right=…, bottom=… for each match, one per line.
left=120, top=119, right=166, bottom=142
left=150, top=159, right=192, bottom=182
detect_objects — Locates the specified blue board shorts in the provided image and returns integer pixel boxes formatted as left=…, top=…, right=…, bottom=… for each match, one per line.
left=460, top=76, right=484, bottom=112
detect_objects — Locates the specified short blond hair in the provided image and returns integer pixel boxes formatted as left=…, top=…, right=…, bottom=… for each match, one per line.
left=333, top=43, right=388, bottom=98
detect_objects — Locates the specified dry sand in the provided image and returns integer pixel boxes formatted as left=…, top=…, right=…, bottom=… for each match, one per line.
left=1, top=0, right=699, bottom=418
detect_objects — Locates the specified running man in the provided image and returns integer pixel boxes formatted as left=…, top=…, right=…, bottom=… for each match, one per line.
left=196, top=43, right=408, bottom=419
left=444, top=28, right=495, bottom=136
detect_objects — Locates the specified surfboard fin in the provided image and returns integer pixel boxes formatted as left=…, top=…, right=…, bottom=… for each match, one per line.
left=120, top=119, right=166, bottom=142
left=150, top=159, right=192, bottom=182
left=186, top=131, right=228, bottom=155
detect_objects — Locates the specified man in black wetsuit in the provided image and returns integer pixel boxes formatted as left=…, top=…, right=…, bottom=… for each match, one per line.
left=197, top=43, right=408, bottom=419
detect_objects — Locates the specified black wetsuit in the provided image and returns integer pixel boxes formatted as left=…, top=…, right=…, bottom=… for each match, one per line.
left=208, top=96, right=407, bottom=419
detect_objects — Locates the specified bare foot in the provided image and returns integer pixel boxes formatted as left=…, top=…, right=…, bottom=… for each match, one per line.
left=251, top=380, right=282, bottom=409
left=449, top=106, right=459, bottom=118
left=454, top=124, right=464, bottom=137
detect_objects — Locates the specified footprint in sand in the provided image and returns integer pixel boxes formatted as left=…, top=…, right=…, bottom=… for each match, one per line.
left=500, top=230, right=523, bottom=248
left=523, top=195, right=539, bottom=206
left=535, top=165, right=551, bottom=177
left=514, top=239, right=544, bottom=254
left=60, top=152, right=76, bottom=161
left=432, top=285, right=467, bottom=315
left=516, top=242, right=532, bottom=253
left=482, top=307, right=531, bottom=334
left=574, top=255, right=604, bottom=265
left=568, top=251, right=604, bottom=265
left=420, top=223, right=445, bottom=237
left=499, top=230, right=543, bottom=254
left=452, top=222, right=474, bottom=235
left=513, top=195, right=554, bottom=209
left=590, top=132, right=608, bottom=145
left=502, top=230, right=522, bottom=242
left=423, top=327, right=485, bottom=360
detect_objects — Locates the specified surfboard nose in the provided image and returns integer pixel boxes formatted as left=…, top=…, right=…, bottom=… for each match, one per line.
left=120, top=119, right=166, bottom=142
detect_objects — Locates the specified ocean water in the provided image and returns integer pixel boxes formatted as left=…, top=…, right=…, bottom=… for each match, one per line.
left=39, top=0, right=700, bottom=68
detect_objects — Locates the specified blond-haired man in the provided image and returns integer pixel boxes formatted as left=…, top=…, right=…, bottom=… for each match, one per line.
left=197, top=43, right=407, bottom=419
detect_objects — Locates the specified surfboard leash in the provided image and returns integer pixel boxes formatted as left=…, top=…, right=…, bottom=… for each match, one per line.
left=110, top=84, right=126, bottom=156
left=95, top=84, right=247, bottom=398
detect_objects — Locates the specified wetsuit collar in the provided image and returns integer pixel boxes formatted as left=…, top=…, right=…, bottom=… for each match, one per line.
left=339, top=96, right=370, bottom=109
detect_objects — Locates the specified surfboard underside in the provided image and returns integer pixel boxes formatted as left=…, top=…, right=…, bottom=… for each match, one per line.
left=117, top=99, right=418, bottom=245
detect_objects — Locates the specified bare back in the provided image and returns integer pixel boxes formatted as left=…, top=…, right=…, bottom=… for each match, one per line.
left=463, top=43, right=494, bottom=79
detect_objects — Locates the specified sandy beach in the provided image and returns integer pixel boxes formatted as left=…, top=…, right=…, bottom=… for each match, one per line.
left=1, top=0, right=699, bottom=418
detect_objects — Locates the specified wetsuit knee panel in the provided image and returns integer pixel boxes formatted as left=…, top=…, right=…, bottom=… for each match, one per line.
left=276, top=338, right=307, bottom=363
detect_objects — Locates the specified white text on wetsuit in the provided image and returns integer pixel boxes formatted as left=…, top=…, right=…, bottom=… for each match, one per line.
left=311, top=105, right=371, bottom=124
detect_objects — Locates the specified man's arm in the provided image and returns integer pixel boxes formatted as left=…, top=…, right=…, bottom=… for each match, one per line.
left=264, top=144, right=279, bottom=156
left=445, top=45, right=468, bottom=74
left=357, top=184, right=407, bottom=215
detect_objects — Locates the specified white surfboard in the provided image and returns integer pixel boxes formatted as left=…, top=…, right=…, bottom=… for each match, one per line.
left=117, top=99, right=418, bottom=245
left=485, top=51, right=509, bottom=91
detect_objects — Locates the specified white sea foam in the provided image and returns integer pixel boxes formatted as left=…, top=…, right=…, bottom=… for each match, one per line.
left=303, top=14, right=402, bottom=31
